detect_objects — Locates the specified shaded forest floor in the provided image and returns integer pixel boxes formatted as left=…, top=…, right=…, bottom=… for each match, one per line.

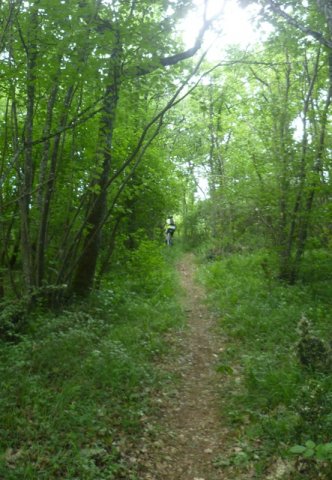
left=134, top=253, right=237, bottom=480
left=131, top=250, right=332, bottom=480
left=2, top=248, right=332, bottom=479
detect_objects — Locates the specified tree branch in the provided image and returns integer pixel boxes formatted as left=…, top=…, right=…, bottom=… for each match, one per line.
left=25, top=96, right=105, bottom=147
left=126, top=7, right=221, bottom=77
left=268, top=0, right=332, bottom=49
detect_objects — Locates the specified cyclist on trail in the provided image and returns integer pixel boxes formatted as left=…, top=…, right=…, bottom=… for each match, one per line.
left=165, top=216, right=176, bottom=245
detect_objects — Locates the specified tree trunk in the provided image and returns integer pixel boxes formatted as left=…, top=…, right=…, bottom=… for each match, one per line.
left=290, top=54, right=332, bottom=281
left=70, top=57, right=121, bottom=296
left=19, top=4, right=39, bottom=293
left=35, top=85, right=74, bottom=287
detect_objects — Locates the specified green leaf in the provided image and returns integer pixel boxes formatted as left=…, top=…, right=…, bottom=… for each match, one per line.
left=305, top=440, right=316, bottom=449
left=316, top=443, right=332, bottom=461
left=289, top=445, right=306, bottom=454
left=303, top=449, right=315, bottom=458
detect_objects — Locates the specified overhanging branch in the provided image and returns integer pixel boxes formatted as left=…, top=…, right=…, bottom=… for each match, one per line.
left=126, top=5, right=222, bottom=77
left=267, top=0, right=332, bottom=49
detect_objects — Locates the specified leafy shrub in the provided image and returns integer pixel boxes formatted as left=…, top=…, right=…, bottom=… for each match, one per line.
left=0, top=244, right=183, bottom=478
left=0, top=299, right=28, bottom=340
left=201, top=250, right=332, bottom=477
left=289, top=441, right=332, bottom=479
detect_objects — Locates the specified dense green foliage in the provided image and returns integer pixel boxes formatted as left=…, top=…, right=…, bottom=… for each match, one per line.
left=201, top=250, right=332, bottom=478
left=0, top=0, right=198, bottom=304
left=0, top=242, right=183, bottom=479
left=179, top=31, right=332, bottom=278
left=1, top=0, right=332, bottom=478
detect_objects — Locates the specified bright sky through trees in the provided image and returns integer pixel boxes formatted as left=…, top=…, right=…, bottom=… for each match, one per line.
left=180, top=0, right=271, bottom=61
left=180, top=0, right=274, bottom=198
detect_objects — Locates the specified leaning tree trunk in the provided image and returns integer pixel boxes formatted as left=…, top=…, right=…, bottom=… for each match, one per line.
left=70, top=10, right=212, bottom=297
left=274, top=58, right=293, bottom=282
left=19, top=4, right=39, bottom=294
left=70, top=59, right=121, bottom=296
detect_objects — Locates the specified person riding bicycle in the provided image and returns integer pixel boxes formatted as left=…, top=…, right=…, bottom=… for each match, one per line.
left=165, top=216, right=176, bottom=245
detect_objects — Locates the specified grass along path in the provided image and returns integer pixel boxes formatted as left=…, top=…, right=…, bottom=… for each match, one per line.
left=136, top=253, right=231, bottom=480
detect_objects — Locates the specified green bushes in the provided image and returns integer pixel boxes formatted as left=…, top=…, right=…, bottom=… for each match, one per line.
left=201, top=250, right=332, bottom=478
left=0, top=242, right=183, bottom=479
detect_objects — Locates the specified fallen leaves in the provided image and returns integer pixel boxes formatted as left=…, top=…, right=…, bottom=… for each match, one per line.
left=5, top=448, right=25, bottom=467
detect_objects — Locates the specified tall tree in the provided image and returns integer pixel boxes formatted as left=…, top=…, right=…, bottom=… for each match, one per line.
left=0, top=0, right=215, bottom=308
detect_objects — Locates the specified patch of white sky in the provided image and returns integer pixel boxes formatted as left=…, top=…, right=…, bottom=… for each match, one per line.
left=178, top=0, right=273, bottom=198
left=179, top=0, right=273, bottom=62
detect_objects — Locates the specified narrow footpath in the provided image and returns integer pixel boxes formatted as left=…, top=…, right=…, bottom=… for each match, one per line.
left=136, top=253, right=231, bottom=480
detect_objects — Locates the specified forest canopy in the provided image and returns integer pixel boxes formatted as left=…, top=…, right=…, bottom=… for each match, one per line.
left=0, top=0, right=331, bottom=308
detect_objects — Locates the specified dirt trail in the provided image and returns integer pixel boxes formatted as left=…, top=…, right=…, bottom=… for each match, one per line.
left=137, top=253, right=230, bottom=480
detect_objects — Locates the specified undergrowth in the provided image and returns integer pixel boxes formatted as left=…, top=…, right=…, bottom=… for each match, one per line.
left=200, top=249, right=332, bottom=479
left=0, top=240, right=183, bottom=479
